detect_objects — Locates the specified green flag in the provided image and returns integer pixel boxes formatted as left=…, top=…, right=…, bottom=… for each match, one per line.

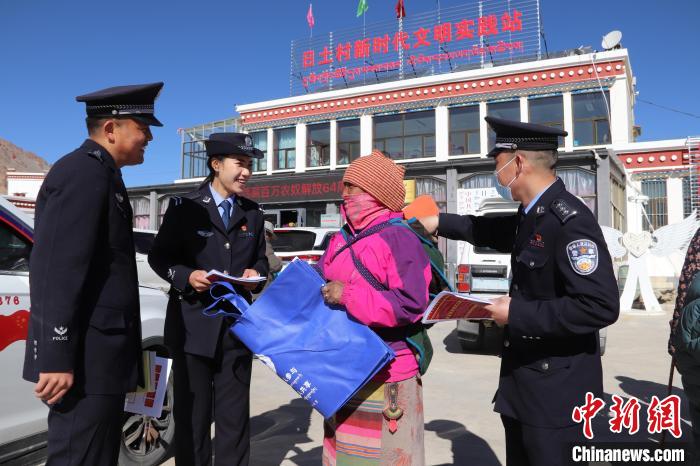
left=356, top=0, right=368, bottom=17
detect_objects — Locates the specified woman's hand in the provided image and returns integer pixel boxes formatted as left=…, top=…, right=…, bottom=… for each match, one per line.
left=241, top=268, right=261, bottom=290
left=321, top=281, right=344, bottom=305
left=188, top=270, right=212, bottom=292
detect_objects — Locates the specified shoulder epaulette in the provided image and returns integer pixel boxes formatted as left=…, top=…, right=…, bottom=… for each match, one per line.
left=86, top=149, right=104, bottom=163
left=550, top=199, right=577, bottom=224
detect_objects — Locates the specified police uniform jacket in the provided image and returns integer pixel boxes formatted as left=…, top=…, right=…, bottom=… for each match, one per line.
left=23, top=139, right=142, bottom=395
left=439, top=178, right=619, bottom=428
left=148, top=186, right=268, bottom=358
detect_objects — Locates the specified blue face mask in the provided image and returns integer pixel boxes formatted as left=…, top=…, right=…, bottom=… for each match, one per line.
left=494, top=155, right=519, bottom=201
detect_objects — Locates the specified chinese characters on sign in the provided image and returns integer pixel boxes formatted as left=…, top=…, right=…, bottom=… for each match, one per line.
left=290, top=0, right=541, bottom=95
left=572, top=392, right=682, bottom=440
left=245, top=174, right=344, bottom=204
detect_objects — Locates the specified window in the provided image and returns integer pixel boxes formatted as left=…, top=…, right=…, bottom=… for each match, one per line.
left=641, top=179, right=667, bottom=231
left=557, top=168, right=596, bottom=214
left=274, top=127, right=296, bottom=170
left=182, top=140, right=208, bottom=178
left=130, top=197, right=150, bottom=230
left=0, top=221, right=31, bottom=273
left=573, top=91, right=610, bottom=146
left=487, top=100, right=520, bottom=147
left=337, top=119, right=361, bottom=165
left=307, top=123, right=331, bottom=168
left=529, top=96, right=564, bottom=146
left=682, top=175, right=696, bottom=218
left=250, top=131, right=267, bottom=172
left=373, top=111, right=435, bottom=160
left=449, top=106, right=480, bottom=155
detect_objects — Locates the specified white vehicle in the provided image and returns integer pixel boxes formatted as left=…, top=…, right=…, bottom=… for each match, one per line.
left=454, top=196, right=608, bottom=354
left=271, top=227, right=338, bottom=269
left=455, top=197, right=518, bottom=351
left=0, top=197, right=174, bottom=465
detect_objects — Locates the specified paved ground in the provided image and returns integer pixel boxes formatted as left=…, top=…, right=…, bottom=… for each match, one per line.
left=158, top=303, right=691, bottom=465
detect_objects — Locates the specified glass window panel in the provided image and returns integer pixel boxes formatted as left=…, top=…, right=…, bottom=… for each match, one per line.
left=449, top=106, right=480, bottom=155
left=337, top=119, right=361, bottom=164
left=274, top=128, right=296, bottom=169
left=404, top=111, right=435, bottom=136
left=529, top=96, right=563, bottom=123
left=385, top=138, right=403, bottom=158
left=250, top=131, right=267, bottom=172
left=641, top=179, right=667, bottom=231
left=573, top=121, right=594, bottom=147
left=374, top=114, right=403, bottom=138
left=468, top=132, right=481, bottom=154
left=487, top=100, right=521, bottom=147
left=307, top=122, right=330, bottom=167
left=404, top=135, right=422, bottom=158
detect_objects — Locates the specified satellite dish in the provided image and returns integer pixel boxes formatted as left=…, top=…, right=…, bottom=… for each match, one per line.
left=601, top=30, right=622, bottom=50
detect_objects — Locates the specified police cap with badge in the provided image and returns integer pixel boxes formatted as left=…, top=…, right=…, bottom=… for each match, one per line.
left=204, top=133, right=265, bottom=159
left=484, top=116, right=567, bottom=159
left=76, top=82, right=164, bottom=127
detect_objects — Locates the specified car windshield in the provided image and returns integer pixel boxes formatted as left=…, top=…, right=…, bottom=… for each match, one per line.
left=272, top=230, right=317, bottom=252
left=133, top=231, right=156, bottom=255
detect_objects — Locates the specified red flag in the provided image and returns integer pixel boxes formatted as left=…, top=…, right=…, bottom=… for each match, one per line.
left=395, top=0, right=406, bottom=18
left=307, top=3, right=315, bottom=29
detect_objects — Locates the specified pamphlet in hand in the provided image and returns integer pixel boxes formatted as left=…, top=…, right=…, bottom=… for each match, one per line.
left=422, top=291, right=494, bottom=323
left=124, top=355, right=172, bottom=417
left=205, top=269, right=267, bottom=286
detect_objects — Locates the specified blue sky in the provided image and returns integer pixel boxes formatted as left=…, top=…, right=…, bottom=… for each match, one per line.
left=1, top=0, right=698, bottom=187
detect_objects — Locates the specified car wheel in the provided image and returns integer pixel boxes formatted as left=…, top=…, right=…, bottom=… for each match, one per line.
left=119, top=361, right=175, bottom=465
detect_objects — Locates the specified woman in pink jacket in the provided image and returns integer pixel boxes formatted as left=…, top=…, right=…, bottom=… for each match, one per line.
left=319, top=150, right=432, bottom=466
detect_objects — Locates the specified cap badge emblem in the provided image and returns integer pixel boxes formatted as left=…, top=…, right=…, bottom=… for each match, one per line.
left=245, top=136, right=252, bottom=147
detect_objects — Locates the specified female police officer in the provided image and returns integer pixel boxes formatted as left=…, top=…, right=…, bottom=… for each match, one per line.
left=148, top=133, right=268, bottom=466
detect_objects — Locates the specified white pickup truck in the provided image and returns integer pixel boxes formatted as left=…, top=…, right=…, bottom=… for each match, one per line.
left=0, top=197, right=173, bottom=465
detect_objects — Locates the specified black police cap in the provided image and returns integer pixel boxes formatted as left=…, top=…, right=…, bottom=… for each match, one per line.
left=204, top=133, right=264, bottom=159
left=485, top=116, right=567, bottom=158
left=76, top=82, right=164, bottom=127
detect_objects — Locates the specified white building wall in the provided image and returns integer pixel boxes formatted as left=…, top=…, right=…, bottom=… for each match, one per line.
left=295, top=123, right=306, bottom=173
left=435, top=106, right=449, bottom=162
left=7, top=175, right=44, bottom=199
left=610, top=75, right=632, bottom=144
left=360, top=115, right=373, bottom=155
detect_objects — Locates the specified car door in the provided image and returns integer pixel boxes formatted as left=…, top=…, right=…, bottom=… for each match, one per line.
left=0, top=203, right=48, bottom=449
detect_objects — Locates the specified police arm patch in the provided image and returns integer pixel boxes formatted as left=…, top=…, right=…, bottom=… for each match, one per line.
left=566, top=239, right=599, bottom=275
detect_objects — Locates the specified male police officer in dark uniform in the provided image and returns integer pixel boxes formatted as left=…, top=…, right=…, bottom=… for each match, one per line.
left=421, top=117, right=619, bottom=466
left=148, top=133, right=268, bottom=466
left=23, top=82, right=164, bottom=465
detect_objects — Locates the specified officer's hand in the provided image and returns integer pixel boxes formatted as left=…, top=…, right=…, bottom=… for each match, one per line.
left=321, top=281, right=344, bottom=304
left=35, top=371, right=73, bottom=405
left=485, top=296, right=511, bottom=326
left=418, top=215, right=439, bottom=235
left=188, top=270, right=212, bottom=292
left=241, top=269, right=261, bottom=290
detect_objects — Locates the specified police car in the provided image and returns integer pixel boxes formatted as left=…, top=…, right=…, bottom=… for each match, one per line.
left=0, top=197, right=174, bottom=466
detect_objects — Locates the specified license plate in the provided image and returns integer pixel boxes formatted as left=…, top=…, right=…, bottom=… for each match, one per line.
left=471, top=277, right=509, bottom=292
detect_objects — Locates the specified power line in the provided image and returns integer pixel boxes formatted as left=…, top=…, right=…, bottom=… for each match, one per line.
left=636, top=98, right=700, bottom=120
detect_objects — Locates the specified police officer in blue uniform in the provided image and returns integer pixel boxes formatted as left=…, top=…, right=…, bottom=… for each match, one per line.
left=23, top=82, right=164, bottom=465
left=421, top=117, right=619, bottom=465
left=148, top=132, right=268, bottom=466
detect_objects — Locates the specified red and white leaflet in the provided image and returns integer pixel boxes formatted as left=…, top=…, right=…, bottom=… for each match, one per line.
left=421, top=291, right=494, bottom=323
left=124, top=356, right=173, bottom=418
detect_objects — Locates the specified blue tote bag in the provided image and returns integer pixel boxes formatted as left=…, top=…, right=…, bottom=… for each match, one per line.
left=204, top=259, right=395, bottom=418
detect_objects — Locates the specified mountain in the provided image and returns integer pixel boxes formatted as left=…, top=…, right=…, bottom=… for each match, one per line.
left=0, top=137, right=51, bottom=194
